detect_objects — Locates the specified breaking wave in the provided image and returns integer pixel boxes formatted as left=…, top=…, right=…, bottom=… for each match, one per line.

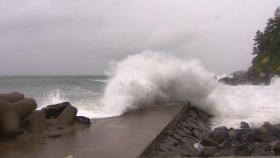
left=39, top=89, right=68, bottom=107
left=89, top=79, right=108, bottom=83
left=101, top=51, right=280, bottom=128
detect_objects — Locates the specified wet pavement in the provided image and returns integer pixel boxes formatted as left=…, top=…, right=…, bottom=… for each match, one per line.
left=0, top=104, right=184, bottom=158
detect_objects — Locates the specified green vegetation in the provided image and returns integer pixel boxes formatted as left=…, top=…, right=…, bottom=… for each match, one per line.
left=251, top=6, right=280, bottom=76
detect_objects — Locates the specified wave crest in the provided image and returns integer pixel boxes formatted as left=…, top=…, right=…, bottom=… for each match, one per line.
left=101, top=51, right=217, bottom=116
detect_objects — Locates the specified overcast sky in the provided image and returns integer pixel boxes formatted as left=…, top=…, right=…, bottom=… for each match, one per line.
left=0, top=0, right=279, bottom=75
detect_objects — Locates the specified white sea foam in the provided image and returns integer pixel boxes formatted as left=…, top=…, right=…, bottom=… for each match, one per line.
left=39, top=89, right=68, bottom=107
left=101, top=51, right=217, bottom=116
left=89, top=79, right=108, bottom=83
left=210, top=78, right=280, bottom=127
left=100, top=51, right=280, bottom=128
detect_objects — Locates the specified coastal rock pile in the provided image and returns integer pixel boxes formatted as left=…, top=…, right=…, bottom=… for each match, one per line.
left=219, top=70, right=271, bottom=85
left=0, top=92, right=91, bottom=139
left=200, top=122, right=280, bottom=157
left=148, top=105, right=212, bottom=157
left=148, top=105, right=280, bottom=157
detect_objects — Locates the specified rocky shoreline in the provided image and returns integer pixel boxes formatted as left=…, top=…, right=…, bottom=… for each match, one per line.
left=146, top=104, right=280, bottom=157
left=2, top=92, right=280, bottom=157
left=0, top=92, right=91, bottom=140
left=219, top=70, right=272, bottom=86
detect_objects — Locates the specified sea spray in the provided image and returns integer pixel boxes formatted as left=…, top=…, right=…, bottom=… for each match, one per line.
left=101, top=51, right=280, bottom=128
left=101, top=51, right=217, bottom=116
left=39, top=89, right=68, bottom=108
left=210, top=78, right=280, bottom=127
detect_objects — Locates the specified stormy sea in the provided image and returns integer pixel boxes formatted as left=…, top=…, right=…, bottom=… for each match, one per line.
left=1, top=51, right=280, bottom=128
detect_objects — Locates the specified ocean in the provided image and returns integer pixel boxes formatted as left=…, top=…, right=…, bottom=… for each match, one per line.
left=0, top=75, right=108, bottom=117
left=1, top=51, right=280, bottom=128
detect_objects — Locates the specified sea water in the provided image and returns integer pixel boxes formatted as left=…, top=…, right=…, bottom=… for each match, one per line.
left=0, top=75, right=107, bottom=117
left=101, top=51, right=280, bottom=128
left=1, top=51, right=280, bottom=128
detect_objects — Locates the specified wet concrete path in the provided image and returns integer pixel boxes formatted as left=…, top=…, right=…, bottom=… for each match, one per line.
left=0, top=104, right=184, bottom=158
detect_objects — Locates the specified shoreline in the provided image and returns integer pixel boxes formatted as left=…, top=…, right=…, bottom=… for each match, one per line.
left=2, top=100, right=280, bottom=157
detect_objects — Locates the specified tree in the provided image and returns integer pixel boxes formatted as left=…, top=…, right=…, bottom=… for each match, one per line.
left=253, top=30, right=264, bottom=55
left=251, top=6, right=280, bottom=75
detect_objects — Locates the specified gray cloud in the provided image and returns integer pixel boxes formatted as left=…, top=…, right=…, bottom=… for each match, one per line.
left=0, top=0, right=279, bottom=75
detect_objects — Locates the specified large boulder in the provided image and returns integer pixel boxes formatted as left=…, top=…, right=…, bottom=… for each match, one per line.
left=75, top=116, right=91, bottom=125
left=240, top=122, right=250, bottom=129
left=0, top=99, right=11, bottom=114
left=57, top=105, right=77, bottom=125
left=209, top=126, right=228, bottom=143
left=234, top=144, right=253, bottom=156
left=0, top=111, right=21, bottom=138
left=0, top=92, right=24, bottom=103
left=46, top=119, right=59, bottom=127
left=261, top=122, right=280, bottom=137
left=271, top=140, right=280, bottom=155
left=200, top=137, right=219, bottom=146
left=250, top=142, right=273, bottom=156
left=11, top=98, right=37, bottom=118
left=198, top=147, right=216, bottom=157
left=42, top=102, right=71, bottom=119
left=235, top=129, right=257, bottom=143
left=28, top=110, right=46, bottom=133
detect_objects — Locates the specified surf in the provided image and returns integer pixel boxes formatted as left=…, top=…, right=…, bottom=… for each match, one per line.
left=100, top=51, right=280, bottom=128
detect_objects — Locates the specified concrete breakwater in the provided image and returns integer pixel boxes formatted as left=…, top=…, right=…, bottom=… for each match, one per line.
left=0, top=103, right=184, bottom=158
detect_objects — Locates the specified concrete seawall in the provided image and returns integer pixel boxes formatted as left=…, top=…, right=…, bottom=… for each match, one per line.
left=0, top=103, right=186, bottom=158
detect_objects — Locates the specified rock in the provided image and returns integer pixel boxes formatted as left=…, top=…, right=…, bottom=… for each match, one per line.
left=198, top=146, right=216, bottom=157
left=0, top=99, right=11, bottom=114
left=271, top=140, right=280, bottom=155
left=188, top=110, right=198, bottom=119
left=228, top=128, right=237, bottom=138
left=163, top=136, right=178, bottom=145
left=254, top=128, right=275, bottom=142
left=0, top=92, right=25, bottom=103
left=46, top=119, right=59, bottom=126
left=57, top=105, right=77, bottom=125
left=200, top=137, right=219, bottom=146
left=182, top=119, right=200, bottom=130
left=158, top=143, right=174, bottom=152
left=196, top=120, right=211, bottom=132
left=47, top=125, right=75, bottom=138
left=11, top=98, right=37, bottom=118
left=170, top=133, right=182, bottom=140
left=181, top=135, right=199, bottom=144
left=0, top=111, right=21, bottom=138
left=28, top=110, right=46, bottom=133
left=181, top=127, right=192, bottom=135
left=234, top=144, right=253, bottom=156
left=215, top=145, right=236, bottom=156
left=235, top=129, right=257, bottom=143
left=251, top=142, right=273, bottom=156
left=47, top=131, right=63, bottom=138
left=240, top=122, right=250, bottom=129
left=177, top=143, right=198, bottom=157
left=196, top=110, right=211, bottom=122
left=158, top=151, right=180, bottom=158
left=209, top=126, right=228, bottom=143
left=175, top=128, right=187, bottom=137
left=42, top=102, right=70, bottom=119
left=75, top=116, right=91, bottom=125
left=192, top=129, right=203, bottom=139
left=262, top=122, right=280, bottom=137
